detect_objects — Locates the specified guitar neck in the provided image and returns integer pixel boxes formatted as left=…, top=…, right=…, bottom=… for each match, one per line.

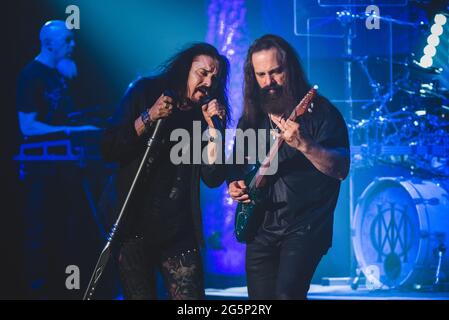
left=249, top=86, right=318, bottom=189
left=253, top=137, right=283, bottom=187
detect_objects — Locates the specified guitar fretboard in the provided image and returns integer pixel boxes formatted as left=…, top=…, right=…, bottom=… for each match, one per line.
left=249, top=86, right=318, bottom=189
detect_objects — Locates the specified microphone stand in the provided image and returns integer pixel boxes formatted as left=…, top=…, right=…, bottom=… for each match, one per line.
left=83, top=119, right=165, bottom=300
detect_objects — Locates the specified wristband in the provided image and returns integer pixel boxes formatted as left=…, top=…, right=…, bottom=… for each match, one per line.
left=141, top=109, right=151, bottom=126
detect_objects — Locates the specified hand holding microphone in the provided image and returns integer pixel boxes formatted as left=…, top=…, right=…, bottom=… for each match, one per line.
left=135, top=90, right=174, bottom=137
left=201, top=97, right=225, bottom=131
left=147, top=91, right=174, bottom=122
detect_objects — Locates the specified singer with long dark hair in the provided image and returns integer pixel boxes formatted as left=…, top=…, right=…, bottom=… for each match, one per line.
left=102, top=43, right=229, bottom=300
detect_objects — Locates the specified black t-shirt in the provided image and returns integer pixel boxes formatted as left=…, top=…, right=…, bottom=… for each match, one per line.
left=229, top=95, right=349, bottom=250
left=140, top=107, right=201, bottom=246
left=17, top=60, right=76, bottom=126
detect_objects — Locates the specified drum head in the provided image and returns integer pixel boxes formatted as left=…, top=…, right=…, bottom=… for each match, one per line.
left=352, top=178, right=421, bottom=288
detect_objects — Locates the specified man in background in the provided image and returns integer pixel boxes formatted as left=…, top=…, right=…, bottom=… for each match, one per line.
left=16, top=20, right=102, bottom=299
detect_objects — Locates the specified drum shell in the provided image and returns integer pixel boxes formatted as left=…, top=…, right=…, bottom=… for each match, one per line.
left=352, top=177, right=449, bottom=288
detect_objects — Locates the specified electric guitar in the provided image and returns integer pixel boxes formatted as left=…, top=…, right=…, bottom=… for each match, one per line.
left=234, top=85, right=318, bottom=243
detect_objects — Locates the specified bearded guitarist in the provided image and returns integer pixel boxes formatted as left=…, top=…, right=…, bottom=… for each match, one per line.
left=227, top=35, right=350, bottom=300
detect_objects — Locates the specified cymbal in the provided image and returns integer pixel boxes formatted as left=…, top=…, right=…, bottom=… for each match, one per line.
left=411, top=60, right=443, bottom=75
left=369, top=56, right=442, bottom=75
left=395, top=79, right=449, bottom=98
left=419, top=87, right=449, bottom=99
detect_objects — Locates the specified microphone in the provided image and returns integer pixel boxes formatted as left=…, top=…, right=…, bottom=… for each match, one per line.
left=200, top=95, right=223, bottom=131
left=211, top=115, right=223, bottom=132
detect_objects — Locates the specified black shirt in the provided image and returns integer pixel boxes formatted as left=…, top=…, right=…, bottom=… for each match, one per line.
left=140, top=107, right=201, bottom=245
left=17, top=60, right=76, bottom=125
left=101, top=77, right=226, bottom=248
left=228, top=95, right=349, bottom=251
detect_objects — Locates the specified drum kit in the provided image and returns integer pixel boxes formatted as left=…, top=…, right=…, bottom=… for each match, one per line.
left=350, top=54, right=449, bottom=175
left=349, top=52, right=449, bottom=291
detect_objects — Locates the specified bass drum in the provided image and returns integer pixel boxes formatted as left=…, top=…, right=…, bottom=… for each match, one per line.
left=352, top=177, right=449, bottom=289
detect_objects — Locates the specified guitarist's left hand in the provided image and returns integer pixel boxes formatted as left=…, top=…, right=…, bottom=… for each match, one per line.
left=271, top=115, right=314, bottom=153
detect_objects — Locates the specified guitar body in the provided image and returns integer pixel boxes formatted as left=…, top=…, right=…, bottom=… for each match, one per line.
left=234, top=166, right=267, bottom=243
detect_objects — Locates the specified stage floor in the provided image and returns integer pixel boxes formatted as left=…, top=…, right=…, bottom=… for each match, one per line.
left=205, top=285, right=449, bottom=300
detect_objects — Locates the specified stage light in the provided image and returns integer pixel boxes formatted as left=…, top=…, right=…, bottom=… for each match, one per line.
left=434, top=14, right=447, bottom=26
left=427, top=34, right=440, bottom=47
left=431, top=24, right=444, bottom=36
left=423, top=44, right=437, bottom=57
left=415, top=110, right=426, bottom=116
left=419, top=12, right=447, bottom=68
left=420, top=55, right=433, bottom=68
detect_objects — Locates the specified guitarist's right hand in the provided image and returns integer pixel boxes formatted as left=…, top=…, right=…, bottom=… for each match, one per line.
left=229, top=180, right=251, bottom=203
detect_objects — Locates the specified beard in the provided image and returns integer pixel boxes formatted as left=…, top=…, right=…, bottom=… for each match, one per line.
left=259, top=84, right=294, bottom=116
left=56, top=58, right=78, bottom=80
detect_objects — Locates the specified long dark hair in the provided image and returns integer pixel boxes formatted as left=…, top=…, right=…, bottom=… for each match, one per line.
left=242, top=34, right=310, bottom=128
left=156, top=42, right=231, bottom=126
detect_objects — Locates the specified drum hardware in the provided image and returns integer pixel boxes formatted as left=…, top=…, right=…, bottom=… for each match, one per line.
left=434, top=243, right=446, bottom=287
left=350, top=267, right=363, bottom=290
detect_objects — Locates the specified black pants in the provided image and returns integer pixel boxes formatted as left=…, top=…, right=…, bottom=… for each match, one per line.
left=116, top=236, right=204, bottom=300
left=246, top=232, right=324, bottom=300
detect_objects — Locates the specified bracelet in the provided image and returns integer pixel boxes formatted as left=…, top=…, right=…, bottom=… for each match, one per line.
left=140, top=109, right=151, bottom=126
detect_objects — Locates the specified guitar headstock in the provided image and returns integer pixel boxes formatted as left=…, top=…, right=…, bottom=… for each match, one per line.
left=291, top=85, right=318, bottom=119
